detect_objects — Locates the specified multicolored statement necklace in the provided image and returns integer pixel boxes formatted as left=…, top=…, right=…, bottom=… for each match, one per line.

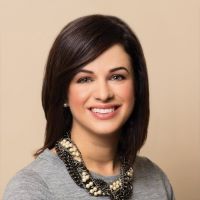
left=55, top=135, right=134, bottom=200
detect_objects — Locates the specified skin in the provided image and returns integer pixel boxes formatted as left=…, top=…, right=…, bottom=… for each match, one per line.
left=67, top=44, right=135, bottom=176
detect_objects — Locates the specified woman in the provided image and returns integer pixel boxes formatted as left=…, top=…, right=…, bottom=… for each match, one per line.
left=3, top=14, right=175, bottom=200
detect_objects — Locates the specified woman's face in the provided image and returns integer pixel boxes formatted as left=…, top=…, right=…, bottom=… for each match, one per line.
left=68, top=44, right=135, bottom=136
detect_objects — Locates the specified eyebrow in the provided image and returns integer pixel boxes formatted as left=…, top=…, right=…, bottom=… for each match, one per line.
left=78, top=66, right=130, bottom=74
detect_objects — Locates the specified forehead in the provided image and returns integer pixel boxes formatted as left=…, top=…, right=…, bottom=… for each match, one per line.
left=82, top=44, right=132, bottom=71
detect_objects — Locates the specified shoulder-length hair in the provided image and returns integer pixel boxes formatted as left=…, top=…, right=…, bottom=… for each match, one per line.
left=35, top=14, right=149, bottom=165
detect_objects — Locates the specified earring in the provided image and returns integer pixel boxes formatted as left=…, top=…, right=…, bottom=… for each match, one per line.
left=63, top=103, right=68, bottom=107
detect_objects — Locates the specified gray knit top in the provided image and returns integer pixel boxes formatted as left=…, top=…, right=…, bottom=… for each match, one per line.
left=3, top=149, right=175, bottom=200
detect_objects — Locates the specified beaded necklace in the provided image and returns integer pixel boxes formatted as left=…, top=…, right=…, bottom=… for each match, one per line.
left=55, top=136, right=134, bottom=200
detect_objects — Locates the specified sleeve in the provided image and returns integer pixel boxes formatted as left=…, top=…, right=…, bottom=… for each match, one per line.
left=3, top=169, right=53, bottom=200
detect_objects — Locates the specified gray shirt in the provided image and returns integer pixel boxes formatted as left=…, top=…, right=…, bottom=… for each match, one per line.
left=3, top=149, right=175, bottom=200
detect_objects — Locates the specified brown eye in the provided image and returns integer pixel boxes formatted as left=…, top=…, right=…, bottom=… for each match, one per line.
left=111, top=74, right=125, bottom=81
left=77, top=77, right=93, bottom=83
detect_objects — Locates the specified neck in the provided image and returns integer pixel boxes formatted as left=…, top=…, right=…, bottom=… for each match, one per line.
left=71, top=128, right=120, bottom=176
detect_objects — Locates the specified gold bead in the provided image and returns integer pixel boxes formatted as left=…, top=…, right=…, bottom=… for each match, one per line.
left=82, top=171, right=87, bottom=176
left=82, top=178, right=86, bottom=182
left=74, top=157, right=81, bottom=162
left=75, top=152, right=80, bottom=156
left=89, top=182, right=93, bottom=186
left=86, top=184, right=90, bottom=188
left=97, top=190, right=102, bottom=195
left=66, top=144, right=70, bottom=148
left=90, top=189, right=94, bottom=193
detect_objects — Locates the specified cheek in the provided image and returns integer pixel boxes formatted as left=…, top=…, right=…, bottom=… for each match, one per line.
left=120, top=81, right=135, bottom=117
left=117, top=81, right=135, bottom=103
left=68, top=85, right=90, bottom=107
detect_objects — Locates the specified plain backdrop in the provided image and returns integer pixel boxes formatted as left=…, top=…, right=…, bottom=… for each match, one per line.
left=0, top=0, right=200, bottom=199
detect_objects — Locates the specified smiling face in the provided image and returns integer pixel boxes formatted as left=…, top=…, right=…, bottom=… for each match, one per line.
left=68, top=44, right=135, bottom=137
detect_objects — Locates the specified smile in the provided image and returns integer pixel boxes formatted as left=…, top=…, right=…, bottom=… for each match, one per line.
left=89, top=105, right=120, bottom=120
left=91, top=108, right=115, bottom=114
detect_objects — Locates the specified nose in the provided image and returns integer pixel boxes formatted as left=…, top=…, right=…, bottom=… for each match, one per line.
left=94, top=80, right=114, bottom=102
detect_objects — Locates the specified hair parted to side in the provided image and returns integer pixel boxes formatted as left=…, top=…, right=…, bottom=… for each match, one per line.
left=35, top=14, right=149, bottom=165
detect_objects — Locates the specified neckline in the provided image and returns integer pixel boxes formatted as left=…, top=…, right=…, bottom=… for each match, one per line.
left=42, top=148, right=120, bottom=181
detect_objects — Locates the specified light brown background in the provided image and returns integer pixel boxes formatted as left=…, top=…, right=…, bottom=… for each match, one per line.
left=0, top=0, right=200, bottom=199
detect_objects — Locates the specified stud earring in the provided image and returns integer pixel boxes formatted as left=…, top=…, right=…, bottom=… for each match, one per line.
left=63, top=103, right=68, bottom=107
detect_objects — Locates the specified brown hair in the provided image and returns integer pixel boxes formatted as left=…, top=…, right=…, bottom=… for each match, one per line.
left=35, top=14, right=149, bottom=165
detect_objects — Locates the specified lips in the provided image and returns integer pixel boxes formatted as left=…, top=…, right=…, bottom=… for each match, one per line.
left=88, top=105, right=120, bottom=120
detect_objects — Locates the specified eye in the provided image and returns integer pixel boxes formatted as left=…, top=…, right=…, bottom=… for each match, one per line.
left=77, top=77, right=93, bottom=83
left=110, top=74, right=125, bottom=81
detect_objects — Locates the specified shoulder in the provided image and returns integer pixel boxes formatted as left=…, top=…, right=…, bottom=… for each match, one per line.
left=133, top=156, right=175, bottom=200
left=3, top=149, right=61, bottom=200
left=134, top=156, right=167, bottom=178
left=3, top=168, right=52, bottom=200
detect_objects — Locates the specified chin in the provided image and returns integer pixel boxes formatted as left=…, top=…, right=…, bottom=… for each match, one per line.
left=88, top=126, right=121, bottom=137
left=85, top=117, right=126, bottom=136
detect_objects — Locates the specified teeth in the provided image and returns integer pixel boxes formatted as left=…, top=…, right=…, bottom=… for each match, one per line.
left=91, top=108, right=115, bottom=114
